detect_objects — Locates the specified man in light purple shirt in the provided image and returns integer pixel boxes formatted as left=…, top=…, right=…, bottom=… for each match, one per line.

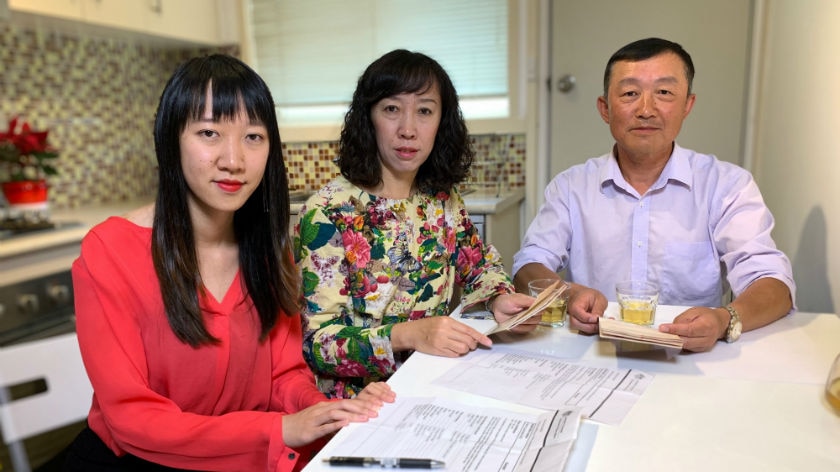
left=513, top=38, right=795, bottom=352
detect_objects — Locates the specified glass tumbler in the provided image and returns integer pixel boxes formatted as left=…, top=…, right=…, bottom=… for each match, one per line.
left=527, top=279, right=570, bottom=328
left=826, top=353, right=840, bottom=414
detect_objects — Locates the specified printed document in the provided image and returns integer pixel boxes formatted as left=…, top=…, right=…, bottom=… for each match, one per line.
left=431, top=347, right=652, bottom=425
left=323, top=396, right=583, bottom=472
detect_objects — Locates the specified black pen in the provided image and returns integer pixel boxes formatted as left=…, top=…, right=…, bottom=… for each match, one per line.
left=324, top=456, right=445, bottom=469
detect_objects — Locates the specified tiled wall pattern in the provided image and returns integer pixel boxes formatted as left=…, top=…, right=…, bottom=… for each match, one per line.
left=1, top=23, right=524, bottom=210
left=0, top=23, right=235, bottom=209
left=283, top=133, right=526, bottom=191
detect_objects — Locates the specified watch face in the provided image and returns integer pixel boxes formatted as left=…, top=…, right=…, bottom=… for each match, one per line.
left=728, top=321, right=742, bottom=342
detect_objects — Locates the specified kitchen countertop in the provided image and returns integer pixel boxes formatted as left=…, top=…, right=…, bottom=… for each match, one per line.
left=290, top=187, right=525, bottom=215
left=1, top=188, right=525, bottom=281
left=0, top=199, right=153, bottom=283
left=0, top=199, right=151, bottom=259
left=459, top=187, right=525, bottom=215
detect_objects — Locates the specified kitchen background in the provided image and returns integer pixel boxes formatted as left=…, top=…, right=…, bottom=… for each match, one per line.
left=0, top=21, right=524, bottom=211
left=2, top=0, right=838, bottom=329
left=0, top=11, right=531, bottom=469
left=2, top=0, right=840, bottom=470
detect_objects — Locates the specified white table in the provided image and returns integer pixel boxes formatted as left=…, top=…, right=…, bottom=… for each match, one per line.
left=306, top=306, right=840, bottom=471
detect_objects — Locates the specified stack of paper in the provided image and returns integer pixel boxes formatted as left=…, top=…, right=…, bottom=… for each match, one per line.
left=598, top=317, right=684, bottom=349
left=485, top=281, right=567, bottom=335
left=322, top=396, right=582, bottom=472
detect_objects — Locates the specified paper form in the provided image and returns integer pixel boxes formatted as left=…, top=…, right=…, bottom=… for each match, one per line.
left=431, top=347, right=652, bottom=425
left=324, top=396, right=583, bottom=472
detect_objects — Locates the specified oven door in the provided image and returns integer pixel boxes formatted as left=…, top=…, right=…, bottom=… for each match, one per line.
left=0, top=270, right=86, bottom=471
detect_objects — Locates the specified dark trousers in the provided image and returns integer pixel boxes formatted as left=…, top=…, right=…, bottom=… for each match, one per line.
left=63, top=426, right=196, bottom=472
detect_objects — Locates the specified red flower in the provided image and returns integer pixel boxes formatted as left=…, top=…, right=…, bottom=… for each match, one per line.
left=335, top=358, right=370, bottom=377
left=0, top=117, right=60, bottom=181
left=342, top=230, right=371, bottom=268
left=0, top=118, right=50, bottom=155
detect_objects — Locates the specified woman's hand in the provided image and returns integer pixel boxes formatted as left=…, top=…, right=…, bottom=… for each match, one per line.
left=490, top=293, right=538, bottom=333
left=391, top=316, right=492, bottom=356
left=355, top=381, right=397, bottom=405
left=281, top=382, right=393, bottom=448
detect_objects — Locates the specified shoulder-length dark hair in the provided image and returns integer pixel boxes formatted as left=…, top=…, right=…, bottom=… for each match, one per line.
left=152, top=54, right=298, bottom=347
left=337, top=49, right=474, bottom=194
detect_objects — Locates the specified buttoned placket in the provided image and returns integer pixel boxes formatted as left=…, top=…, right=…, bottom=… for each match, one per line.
left=630, top=196, right=650, bottom=281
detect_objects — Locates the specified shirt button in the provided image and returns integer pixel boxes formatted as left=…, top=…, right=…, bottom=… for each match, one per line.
left=636, top=241, right=642, bottom=247
left=288, top=453, right=296, bottom=460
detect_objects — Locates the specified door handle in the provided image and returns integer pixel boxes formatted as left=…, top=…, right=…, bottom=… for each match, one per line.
left=556, top=74, right=576, bottom=94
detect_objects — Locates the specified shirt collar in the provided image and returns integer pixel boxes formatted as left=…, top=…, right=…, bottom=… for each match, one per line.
left=600, top=142, right=693, bottom=192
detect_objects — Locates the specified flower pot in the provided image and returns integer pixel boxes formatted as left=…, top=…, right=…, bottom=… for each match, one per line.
left=2, top=179, right=49, bottom=209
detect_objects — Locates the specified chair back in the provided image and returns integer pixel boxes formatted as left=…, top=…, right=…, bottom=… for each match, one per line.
left=0, top=332, right=92, bottom=471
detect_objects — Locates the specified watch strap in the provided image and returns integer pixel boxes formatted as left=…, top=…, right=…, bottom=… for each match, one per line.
left=723, top=304, right=741, bottom=343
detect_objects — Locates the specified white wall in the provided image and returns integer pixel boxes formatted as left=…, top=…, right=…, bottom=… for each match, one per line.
left=752, top=0, right=839, bottom=312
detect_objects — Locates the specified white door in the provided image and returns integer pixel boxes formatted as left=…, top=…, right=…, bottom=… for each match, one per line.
left=548, top=0, right=753, bottom=179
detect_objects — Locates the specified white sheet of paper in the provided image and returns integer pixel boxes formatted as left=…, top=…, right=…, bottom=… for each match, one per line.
left=431, top=347, right=652, bottom=425
left=324, top=396, right=583, bottom=472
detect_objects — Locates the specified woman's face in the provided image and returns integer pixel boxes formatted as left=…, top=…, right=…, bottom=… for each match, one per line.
left=180, top=91, right=269, bottom=219
left=371, top=81, right=441, bottom=188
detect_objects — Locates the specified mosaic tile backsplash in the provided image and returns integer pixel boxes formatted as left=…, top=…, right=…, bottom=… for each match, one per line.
left=1, top=23, right=524, bottom=211
left=284, top=133, right=526, bottom=193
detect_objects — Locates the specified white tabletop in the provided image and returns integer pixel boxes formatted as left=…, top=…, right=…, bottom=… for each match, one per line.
left=306, top=306, right=840, bottom=472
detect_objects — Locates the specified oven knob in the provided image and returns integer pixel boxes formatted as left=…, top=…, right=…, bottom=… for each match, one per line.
left=47, top=284, right=71, bottom=304
left=18, top=293, right=40, bottom=314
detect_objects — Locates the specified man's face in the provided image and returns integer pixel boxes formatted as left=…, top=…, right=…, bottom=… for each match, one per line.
left=597, top=52, right=695, bottom=161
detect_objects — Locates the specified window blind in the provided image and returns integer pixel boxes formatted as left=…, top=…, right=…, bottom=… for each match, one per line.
left=249, top=0, right=508, bottom=121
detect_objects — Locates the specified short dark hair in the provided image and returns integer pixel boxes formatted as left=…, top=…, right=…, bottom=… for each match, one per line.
left=337, top=49, right=473, bottom=194
left=603, top=37, right=695, bottom=96
left=152, top=54, right=298, bottom=347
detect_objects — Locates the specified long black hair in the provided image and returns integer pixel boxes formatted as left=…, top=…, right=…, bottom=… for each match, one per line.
left=151, top=54, right=298, bottom=347
left=337, top=49, right=474, bottom=194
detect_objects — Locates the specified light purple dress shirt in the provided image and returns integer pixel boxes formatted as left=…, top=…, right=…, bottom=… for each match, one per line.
left=513, top=144, right=796, bottom=308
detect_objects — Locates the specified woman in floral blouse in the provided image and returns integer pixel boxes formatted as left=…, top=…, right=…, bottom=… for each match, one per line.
left=294, top=50, right=537, bottom=398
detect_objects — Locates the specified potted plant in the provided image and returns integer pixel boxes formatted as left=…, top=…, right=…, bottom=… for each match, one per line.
left=0, top=117, right=60, bottom=208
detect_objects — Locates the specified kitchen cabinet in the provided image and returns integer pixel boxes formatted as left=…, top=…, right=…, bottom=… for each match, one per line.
left=8, top=0, right=84, bottom=21
left=8, top=0, right=238, bottom=46
left=82, top=0, right=150, bottom=32
left=467, top=190, right=524, bottom=275
left=144, top=0, right=224, bottom=45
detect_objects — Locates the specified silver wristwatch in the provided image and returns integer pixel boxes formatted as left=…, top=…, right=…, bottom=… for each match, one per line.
left=723, top=305, right=742, bottom=343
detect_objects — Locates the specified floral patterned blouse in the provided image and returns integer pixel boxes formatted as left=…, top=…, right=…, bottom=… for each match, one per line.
left=294, top=176, right=514, bottom=398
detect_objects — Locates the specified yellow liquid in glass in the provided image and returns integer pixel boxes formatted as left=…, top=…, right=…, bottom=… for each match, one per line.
left=827, top=378, right=840, bottom=413
left=620, top=301, right=655, bottom=325
left=540, top=299, right=567, bottom=327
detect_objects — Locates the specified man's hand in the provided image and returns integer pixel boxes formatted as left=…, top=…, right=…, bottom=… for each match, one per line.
left=566, top=285, right=607, bottom=334
left=658, top=307, right=729, bottom=352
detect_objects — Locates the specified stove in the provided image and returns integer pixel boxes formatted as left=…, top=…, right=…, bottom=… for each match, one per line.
left=0, top=217, right=86, bottom=242
left=0, top=217, right=88, bottom=469
left=0, top=270, right=76, bottom=347
left=0, top=212, right=84, bottom=345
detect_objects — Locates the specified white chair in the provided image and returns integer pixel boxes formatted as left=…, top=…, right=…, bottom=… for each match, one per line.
left=0, top=332, right=92, bottom=472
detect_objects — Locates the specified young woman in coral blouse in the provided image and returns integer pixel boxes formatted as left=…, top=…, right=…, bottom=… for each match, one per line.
left=64, top=54, right=393, bottom=472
